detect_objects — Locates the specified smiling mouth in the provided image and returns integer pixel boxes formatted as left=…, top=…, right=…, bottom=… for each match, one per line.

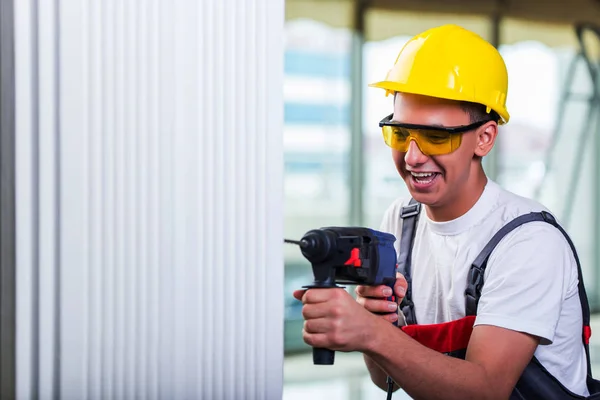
left=410, top=171, right=440, bottom=184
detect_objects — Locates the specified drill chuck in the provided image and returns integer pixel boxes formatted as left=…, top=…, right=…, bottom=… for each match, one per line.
left=298, top=230, right=337, bottom=264
left=284, top=230, right=337, bottom=263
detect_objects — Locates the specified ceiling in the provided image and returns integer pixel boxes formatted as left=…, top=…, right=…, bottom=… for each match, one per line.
left=285, top=0, right=600, bottom=48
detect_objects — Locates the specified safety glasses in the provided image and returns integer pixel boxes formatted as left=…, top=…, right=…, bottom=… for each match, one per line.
left=379, top=114, right=489, bottom=156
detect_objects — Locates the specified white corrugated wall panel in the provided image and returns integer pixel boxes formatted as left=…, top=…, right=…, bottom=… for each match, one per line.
left=14, top=0, right=284, bottom=399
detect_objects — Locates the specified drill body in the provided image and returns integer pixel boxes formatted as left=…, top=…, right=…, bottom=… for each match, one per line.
left=298, top=227, right=397, bottom=290
left=288, top=226, right=398, bottom=365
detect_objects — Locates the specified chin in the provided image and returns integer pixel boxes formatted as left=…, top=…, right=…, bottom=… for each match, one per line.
left=403, top=176, right=443, bottom=206
left=407, top=191, right=439, bottom=206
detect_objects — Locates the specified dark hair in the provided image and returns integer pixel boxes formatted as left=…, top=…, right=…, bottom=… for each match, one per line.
left=459, top=101, right=500, bottom=124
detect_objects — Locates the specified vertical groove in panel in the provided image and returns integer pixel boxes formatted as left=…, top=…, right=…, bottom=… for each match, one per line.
left=223, top=0, right=233, bottom=396
left=92, top=0, right=104, bottom=396
left=171, top=2, right=182, bottom=399
left=241, top=0, right=250, bottom=394
left=98, top=3, right=106, bottom=394
left=262, top=0, right=272, bottom=371
left=139, top=0, right=147, bottom=393
left=208, top=0, right=218, bottom=397
left=101, top=1, right=115, bottom=397
left=149, top=1, right=160, bottom=397
left=157, top=0, right=174, bottom=396
left=125, top=1, right=137, bottom=397
left=254, top=0, right=262, bottom=392
left=198, top=0, right=208, bottom=397
left=229, top=0, right=238, bottom=395
left=109, top=0, right=116, bottom=394
left=123, top=2, right=132, bottom=397
left=197, top=0, right=203, bottom=393
left=98, top=0, right=105, bottom=394
left=259, top=1, right=269, bottom=395
left=216, top=0, right=225, bottom=395
left=248, top=0, right=258, bottom=394
left=178, top=0, right=199, bottom=397
left=114, top=1, right=126, bottom=398
left=106, top=0, right=115, bottom=392
left=85, top=0, right=93, bottom=393
left=31, top=0, right=40, bottom=396
left=86, top=0, right=92, bottom=395
left=111, top=0, right=120, bottom=386
left=133, top=0, right=142, bottom=396
left=81, top=0, right=91, bottom=395
left=53, top=0, right=61, bottom=396
left=237, top=0, right=249, bottom=394
left=143, top=2, right=150, bottom=396
left=136, top=1, right=148, bottom=396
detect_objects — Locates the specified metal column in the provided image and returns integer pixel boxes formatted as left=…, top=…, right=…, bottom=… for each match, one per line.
left=349, top=0, right=367, bottom=226
left=485, top=9, right=502, bottom=181
left=0, top=0, right=16, bottom=397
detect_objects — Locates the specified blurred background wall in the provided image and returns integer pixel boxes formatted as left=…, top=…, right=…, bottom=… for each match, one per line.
left=282, top=1, right=600, bottom=399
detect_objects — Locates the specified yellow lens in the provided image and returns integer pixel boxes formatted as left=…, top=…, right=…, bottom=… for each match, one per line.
left=381, top=127, right=462, bottom=156
left=382, top=126, right=410, bottom=151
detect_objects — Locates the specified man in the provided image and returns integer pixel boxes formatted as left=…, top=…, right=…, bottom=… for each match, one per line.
left=292, top=25, right=592, bottom=398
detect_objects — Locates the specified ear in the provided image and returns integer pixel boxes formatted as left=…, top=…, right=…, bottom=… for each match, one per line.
left=474, top=122, right=498, bottom=157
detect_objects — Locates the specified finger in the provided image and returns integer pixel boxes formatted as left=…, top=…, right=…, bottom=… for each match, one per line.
left=355, top=284, right=393, bottom=299
left=303, top=287, right=346, bottom=304
left=304, top=318, right=331, bottom=334
left=395, top=273, right=408, bottom=299
left=382, top=312, right=399, bottom=324
left=302, top=303, right=329, bottom=320
left=304, top=330, right=349, bottom=350
left=293, top=289, right=307, bottom=301
left=357, top=297, right=399, bottom=314
left=302, top=331, right=331, bottom=349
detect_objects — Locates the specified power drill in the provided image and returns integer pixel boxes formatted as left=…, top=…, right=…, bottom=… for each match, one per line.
left=285, top=227, right=398, bottom=366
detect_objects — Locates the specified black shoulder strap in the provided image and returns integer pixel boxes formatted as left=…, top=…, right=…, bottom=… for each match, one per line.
left=464, top=210, right=593, bottom=380
left=398, top=198, right=421, bottom=325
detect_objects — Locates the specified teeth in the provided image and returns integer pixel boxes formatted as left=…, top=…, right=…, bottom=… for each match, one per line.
left=411, top=171, right=438, bottom=184
left=411, top=172, right=435, bottom=177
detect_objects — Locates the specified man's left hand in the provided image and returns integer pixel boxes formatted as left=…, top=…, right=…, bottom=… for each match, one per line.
left=292, top=288, right=383, bottom=352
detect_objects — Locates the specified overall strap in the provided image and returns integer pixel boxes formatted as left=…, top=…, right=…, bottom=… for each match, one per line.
left=464, top=211, right=594, bottom=382
left=398, top=198, right=421, bottom=325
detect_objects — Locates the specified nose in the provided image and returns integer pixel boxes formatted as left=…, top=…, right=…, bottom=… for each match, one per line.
left=404, top=139, right=428, bottom=166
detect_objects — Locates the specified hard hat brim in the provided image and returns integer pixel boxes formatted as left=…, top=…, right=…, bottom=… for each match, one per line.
left=368, top=81, right=510, bottom=125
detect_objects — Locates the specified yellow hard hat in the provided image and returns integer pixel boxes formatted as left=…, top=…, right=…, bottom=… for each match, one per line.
left=369, top=24, right=510, bottom=124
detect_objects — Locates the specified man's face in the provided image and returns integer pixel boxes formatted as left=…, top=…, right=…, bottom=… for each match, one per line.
left=390, top=93, right=495, bottom=209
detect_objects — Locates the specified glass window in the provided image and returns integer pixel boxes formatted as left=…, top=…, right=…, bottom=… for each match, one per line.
left=283, top=18, right=353, bottom=353
left=497, top=19, right=600, bottom=308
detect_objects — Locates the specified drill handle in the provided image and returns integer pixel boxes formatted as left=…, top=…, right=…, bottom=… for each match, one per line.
left=313, top=347, right=335, bottom=365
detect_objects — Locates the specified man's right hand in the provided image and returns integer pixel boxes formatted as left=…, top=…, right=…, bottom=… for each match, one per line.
left=355, top=272, right=408, bottom=324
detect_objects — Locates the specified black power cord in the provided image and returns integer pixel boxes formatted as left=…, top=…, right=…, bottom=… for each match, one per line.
left=386, top=375, right=395, bottom=400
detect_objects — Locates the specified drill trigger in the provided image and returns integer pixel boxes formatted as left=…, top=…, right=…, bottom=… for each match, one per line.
left=343, top=247, right=362, bottom=267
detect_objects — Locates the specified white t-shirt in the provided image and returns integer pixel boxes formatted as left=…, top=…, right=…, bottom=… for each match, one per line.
left=379, top=179, right=589, bottom=396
